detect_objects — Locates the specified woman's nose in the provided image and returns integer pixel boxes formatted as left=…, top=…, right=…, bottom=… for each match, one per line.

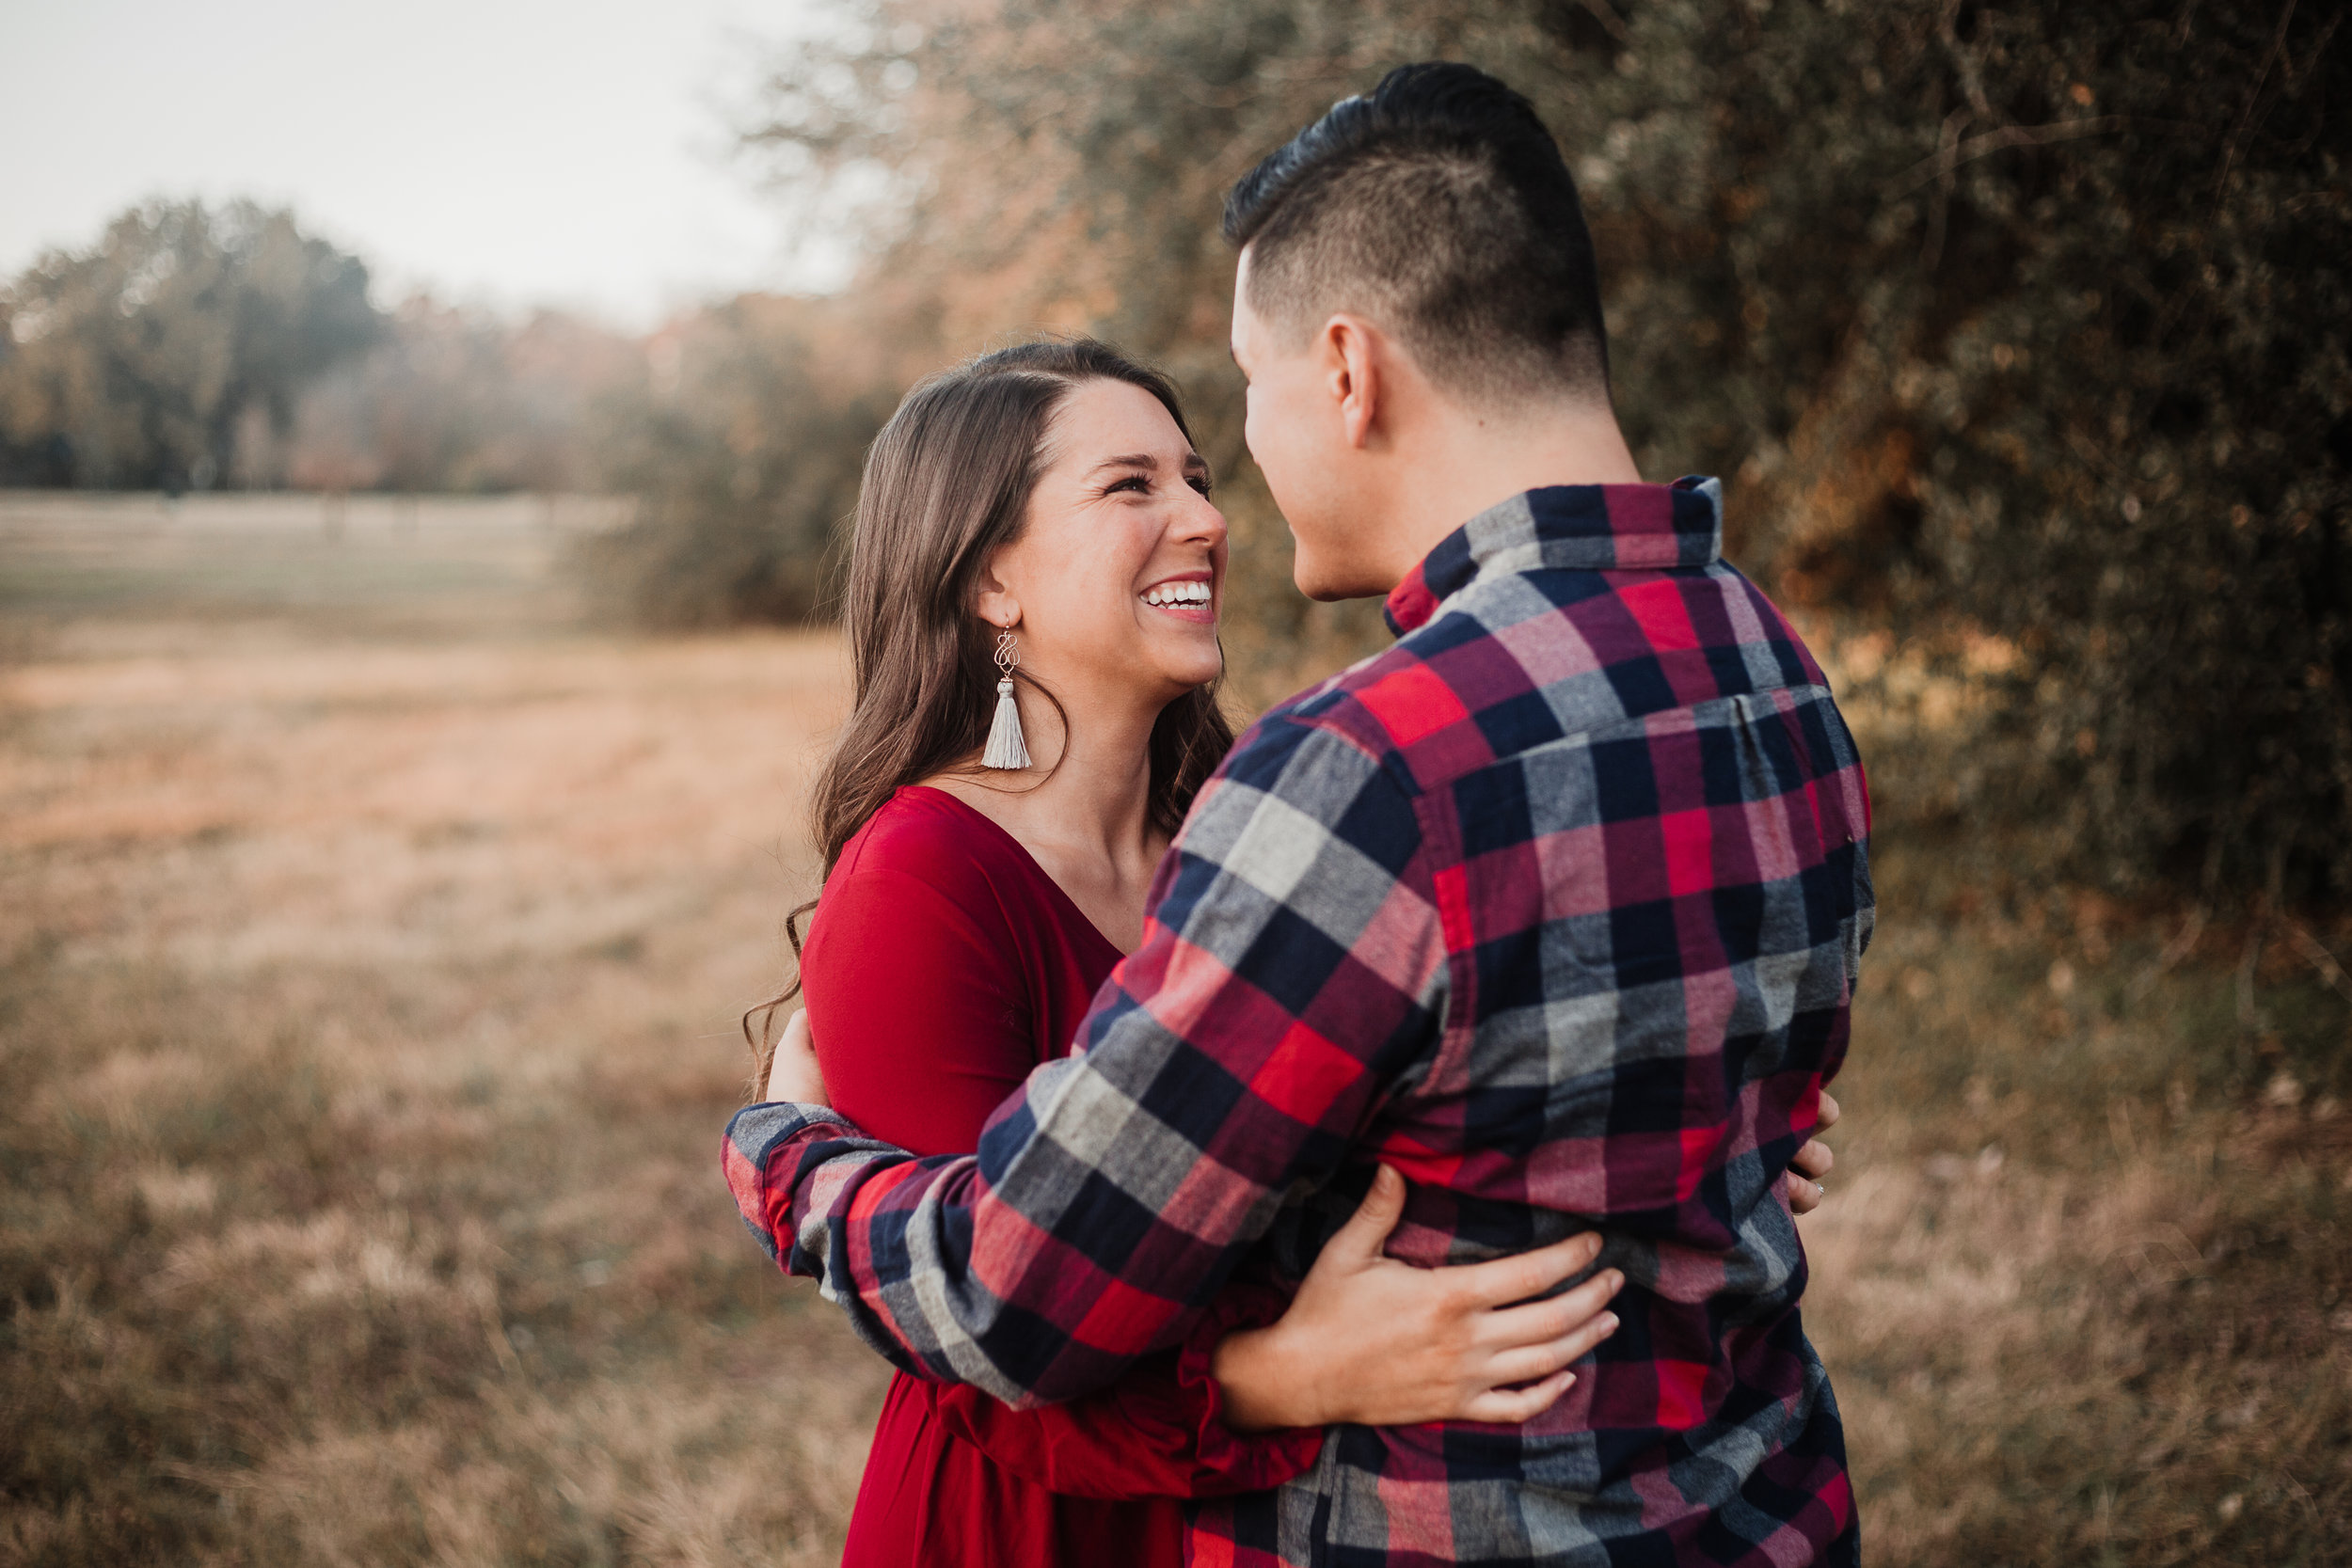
left=1171, top=491, right=1228, bottom=550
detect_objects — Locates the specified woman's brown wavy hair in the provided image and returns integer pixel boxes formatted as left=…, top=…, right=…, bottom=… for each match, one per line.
left=745, top=339, right=1235, bottom=1091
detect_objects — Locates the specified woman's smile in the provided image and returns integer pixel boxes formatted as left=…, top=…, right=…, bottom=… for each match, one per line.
left=1138, top=571, right=1216, bottom=624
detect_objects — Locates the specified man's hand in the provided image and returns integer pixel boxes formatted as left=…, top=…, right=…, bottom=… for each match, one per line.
left=1212, top=1165, right=1623, bottom=1431
left=764, top=1008, right=830, bottom=1106
left=1787, top=1090, right=1839, bottom=1215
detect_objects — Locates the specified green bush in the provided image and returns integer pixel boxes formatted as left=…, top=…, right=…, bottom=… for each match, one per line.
left=572, top=295, right=891, bottom=626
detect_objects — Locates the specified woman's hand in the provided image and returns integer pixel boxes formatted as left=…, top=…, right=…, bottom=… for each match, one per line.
left=1210, top=1165, right=1623, bottom=1432
left=1787, top=1090, right=1840, bottom=1215
left=764, top=1008, right=831, bottom=1107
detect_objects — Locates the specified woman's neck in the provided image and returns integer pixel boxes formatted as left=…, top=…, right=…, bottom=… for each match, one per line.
left=920, top=675, right=1169, bottom=951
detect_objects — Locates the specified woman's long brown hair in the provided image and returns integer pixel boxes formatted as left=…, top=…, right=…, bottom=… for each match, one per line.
left=744, top=340, right=1236, bottom=1093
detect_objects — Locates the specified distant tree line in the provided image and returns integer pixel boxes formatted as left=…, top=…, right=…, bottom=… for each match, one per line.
left=0, top=198, right=898, bottom=626
left=0, top=199, right=666, bottom=499
left=283, top=295, right=643, bottom=496
left=0, top=201, right=379, bottom=491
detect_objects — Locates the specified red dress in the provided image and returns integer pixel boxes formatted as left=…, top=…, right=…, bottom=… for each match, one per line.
left=797, top=785, right=1319, bottom=1568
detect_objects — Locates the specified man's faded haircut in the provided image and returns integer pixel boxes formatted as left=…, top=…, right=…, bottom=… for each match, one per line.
left=1223, top=62, right=1610, bottom=408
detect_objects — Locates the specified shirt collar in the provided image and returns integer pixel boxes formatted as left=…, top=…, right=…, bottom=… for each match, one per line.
left=1383, top=476, right=1724, bottom=636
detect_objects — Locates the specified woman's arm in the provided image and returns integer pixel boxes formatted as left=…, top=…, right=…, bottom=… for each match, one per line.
left=922, top=1293, right=1321, bottom=1498
left=762, top=1007, right=827, bottom=1103
left=765, top=1007, right=1320, bottom=1497
left=794, top=865, right=1037, bottom=1155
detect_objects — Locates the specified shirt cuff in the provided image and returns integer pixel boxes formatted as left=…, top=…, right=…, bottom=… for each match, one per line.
left=721, top=1099, right=881, bottom=1276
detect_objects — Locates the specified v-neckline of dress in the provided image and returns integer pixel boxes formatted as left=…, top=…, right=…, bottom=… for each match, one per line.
left=898, top=785, right=1135, bottom=963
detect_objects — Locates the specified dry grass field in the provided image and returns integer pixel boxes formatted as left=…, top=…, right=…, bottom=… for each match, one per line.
left=2, top=494, right=2346, bottom=1566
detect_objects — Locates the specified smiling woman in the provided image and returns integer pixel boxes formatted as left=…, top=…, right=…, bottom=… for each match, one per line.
left=943, top=371, right=1230, bottom=942
left=748, top=337, right=1237, bottom=1000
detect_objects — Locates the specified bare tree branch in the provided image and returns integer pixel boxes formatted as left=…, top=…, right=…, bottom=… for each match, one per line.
left=1578, top=0, right=1630, bottom=45
left=1886, top=116, right=2129, bottom=198
left=2215, top=0, right=2299, bottom=196
left=2285, top=921, right=2352, bottom=1004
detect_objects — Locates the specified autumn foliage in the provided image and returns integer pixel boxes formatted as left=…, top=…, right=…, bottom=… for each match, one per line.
left=721, top=0, right=2351, bottom=904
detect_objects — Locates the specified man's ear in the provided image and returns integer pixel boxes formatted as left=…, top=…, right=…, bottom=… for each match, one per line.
left=1323, top=314, right=1383, bottom=451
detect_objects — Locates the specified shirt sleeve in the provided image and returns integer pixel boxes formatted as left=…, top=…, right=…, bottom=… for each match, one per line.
left=722, top=713, right=1451, bottom=1406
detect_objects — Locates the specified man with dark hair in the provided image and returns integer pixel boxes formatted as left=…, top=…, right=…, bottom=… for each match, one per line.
left=1224, top=60, right=1612, bottom=411
left=730, top=62, right=1868, bottom=1565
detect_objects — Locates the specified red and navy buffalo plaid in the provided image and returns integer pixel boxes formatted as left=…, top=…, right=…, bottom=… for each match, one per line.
left=726, top=476, right=1873, bottom=1566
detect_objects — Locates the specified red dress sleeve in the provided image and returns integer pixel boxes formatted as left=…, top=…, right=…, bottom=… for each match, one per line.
left=803, top=864, right=1037, bottom=1154
left=926, top=1285, right=1322, bottom=1498
left=796, top=836, right=1321, bottom=1500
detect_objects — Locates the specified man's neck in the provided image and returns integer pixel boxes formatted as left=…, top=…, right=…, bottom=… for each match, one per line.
left=1373, top=401, right=1642, bottom=591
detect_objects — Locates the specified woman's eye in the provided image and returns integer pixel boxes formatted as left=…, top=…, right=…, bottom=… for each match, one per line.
left=1187, top=476, right=1213, bottom=497
left=1108, top=476, right=1151, bottom=496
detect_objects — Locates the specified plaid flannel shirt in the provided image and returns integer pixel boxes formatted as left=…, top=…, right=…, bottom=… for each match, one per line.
left=727, top=477, right=1873, bottom=1566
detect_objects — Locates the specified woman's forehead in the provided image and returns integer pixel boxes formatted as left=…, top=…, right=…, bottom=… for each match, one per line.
left=1047, top=378, right=1195, bottom=463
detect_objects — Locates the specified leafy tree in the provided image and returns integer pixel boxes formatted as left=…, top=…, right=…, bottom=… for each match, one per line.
left=739, top=0, right=2350, bottom=902
left=0, top=199, right=380, bottom=489
left=1560, top=1, right=2351, bottom=906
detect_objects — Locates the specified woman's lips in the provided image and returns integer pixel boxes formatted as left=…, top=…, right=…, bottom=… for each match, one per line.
left=1139, top=576, right=1216, bottom=624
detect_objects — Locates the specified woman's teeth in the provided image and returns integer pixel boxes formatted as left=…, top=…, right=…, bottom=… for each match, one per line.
left=1141, top=582, right=1212, bottom=608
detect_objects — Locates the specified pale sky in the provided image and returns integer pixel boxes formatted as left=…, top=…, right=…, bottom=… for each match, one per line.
left=0, top=0, right=839, bottom=328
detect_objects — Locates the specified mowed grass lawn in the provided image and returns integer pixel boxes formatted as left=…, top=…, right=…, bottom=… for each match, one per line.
left=2, top=495, right=2346, bottom=1566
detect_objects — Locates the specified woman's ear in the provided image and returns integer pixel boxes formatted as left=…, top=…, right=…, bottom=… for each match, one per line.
left=973, top=555, right=1021, bottom=630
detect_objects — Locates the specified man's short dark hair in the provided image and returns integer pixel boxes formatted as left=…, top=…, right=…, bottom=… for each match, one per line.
left=1224, top=62, right=1610, bottom=407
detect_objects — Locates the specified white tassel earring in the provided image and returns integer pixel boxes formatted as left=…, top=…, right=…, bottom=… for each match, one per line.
left=981, top=626, right=1030, bottom=770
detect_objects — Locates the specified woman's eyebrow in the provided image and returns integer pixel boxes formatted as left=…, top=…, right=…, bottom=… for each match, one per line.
left=1084, top=451, right=1211, bottom=480
left=1087, top=452, right=1159, bottom=476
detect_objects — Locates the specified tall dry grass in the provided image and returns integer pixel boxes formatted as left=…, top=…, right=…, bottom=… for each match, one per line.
left=1, top=499, right=884, bottom=1565
left=2, top=497, right=2345, bottom=1564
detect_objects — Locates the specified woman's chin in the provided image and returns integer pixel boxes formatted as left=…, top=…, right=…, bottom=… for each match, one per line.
left=1166, top=642, right=1227, bottom=691
left=1137, top=653, right=1224, bottom=701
